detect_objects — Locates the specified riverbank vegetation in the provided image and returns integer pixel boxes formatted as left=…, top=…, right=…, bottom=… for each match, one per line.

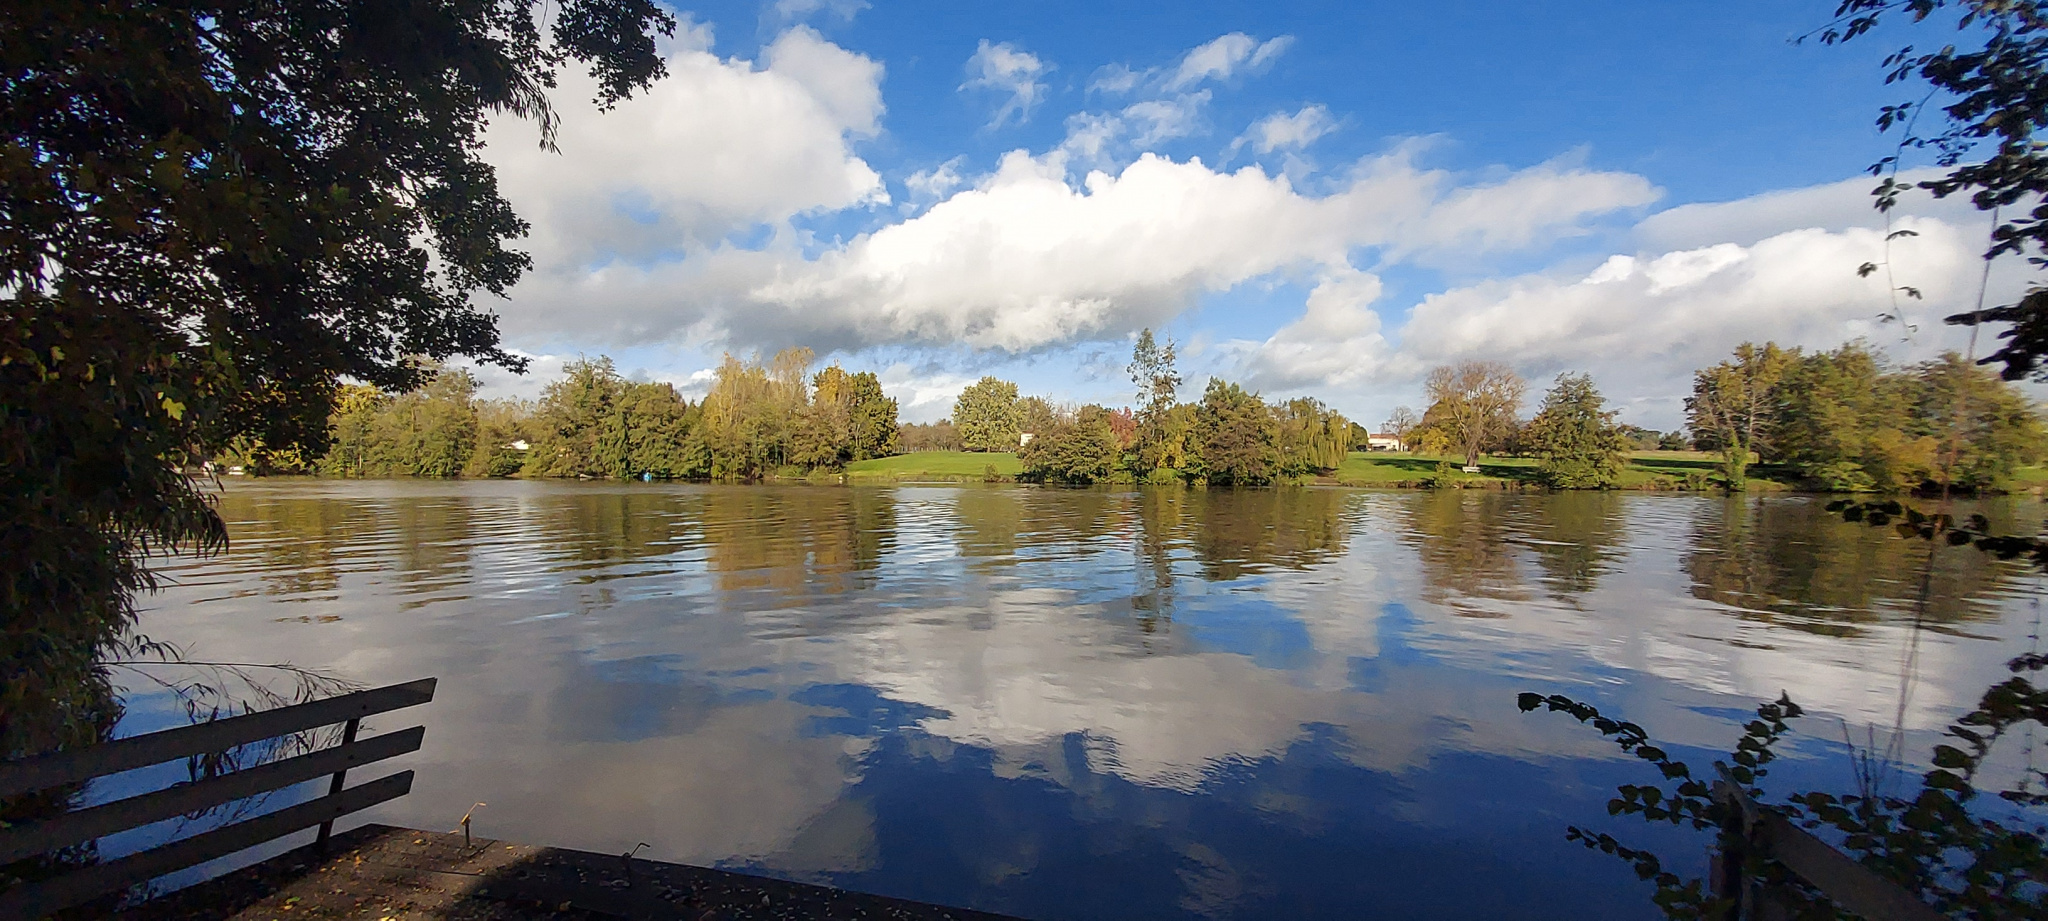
left=226, top=332, right=2047, bottom=494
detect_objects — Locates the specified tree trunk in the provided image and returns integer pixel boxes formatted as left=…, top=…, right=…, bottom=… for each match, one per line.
left=1723, top=439, right=1749, bottom=491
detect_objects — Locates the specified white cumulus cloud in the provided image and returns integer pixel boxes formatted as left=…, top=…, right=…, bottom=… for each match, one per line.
left=486, top=121, right=1661, bottom=362
left=1398, top=218, right=1982, bottom=373
left=482, top=24, right=885, bottom=274
left=738, top=149, right=1657, bottom=353
left=1222, top=197, right=2026, bottom=429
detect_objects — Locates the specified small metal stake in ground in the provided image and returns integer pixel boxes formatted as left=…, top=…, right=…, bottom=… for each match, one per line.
left=457, top=802, right=486, bottom=854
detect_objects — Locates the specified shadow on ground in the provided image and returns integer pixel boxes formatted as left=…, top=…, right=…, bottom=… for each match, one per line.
left=122, top=824, right=1018, bottom=921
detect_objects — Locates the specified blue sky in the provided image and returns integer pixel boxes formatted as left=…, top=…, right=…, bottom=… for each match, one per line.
left=471, top=1, right=2016, bottom=428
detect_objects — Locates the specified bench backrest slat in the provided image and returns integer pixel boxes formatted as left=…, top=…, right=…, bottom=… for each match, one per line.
left=1753, top=811, right=1947, bottom=921
left=1713, top=767, right=1947, bottom=921
left=0, top=726, right=424, bottom=865
left=0, top=677, right=435, bottom=798
left=0, top=770, right=414, bottom=919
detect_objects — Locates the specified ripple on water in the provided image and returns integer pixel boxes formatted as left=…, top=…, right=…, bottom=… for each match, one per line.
left=124, top=481, right=2046, bottom=921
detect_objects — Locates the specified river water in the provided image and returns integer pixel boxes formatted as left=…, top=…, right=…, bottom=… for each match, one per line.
left=123, top=480, right=2045, bottom=920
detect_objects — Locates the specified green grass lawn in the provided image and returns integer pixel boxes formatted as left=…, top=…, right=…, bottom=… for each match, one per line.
left=1334, top=450, right=1796, bottom=490
left=844, top=451, right=1022, bottom=481
left=845, top=449, right=1832, bottom=489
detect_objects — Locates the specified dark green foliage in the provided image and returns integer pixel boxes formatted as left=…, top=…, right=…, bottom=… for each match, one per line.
left=323, top=385, right=390, bottom=478
left=1194, top=378, right=1278, bottom=486
left=1527, top=373, right=1629, bottom=489
left=846, top=371, right=900, bottom=461
left=1689, top=340, right=2044, bottom=492
left=954, top=377, right=1022, bottom=452
left=1771, top=344, right=2045, bottom=492
left=793, top=364, right=898, bottom=468
left=1900, top=352, right=2048, bottom=489
left=614, top=380, right=697, bottom=478
left=1019, top=405, right=1120, bottom=484
left=526, top=357, right=624, bottom=478
left=0, top=0, right=671, bottom=761
left=317, top=367, right=482, bottom=478
left=466, top=399, right=535, bottom=478
left=1772, top=342, right=1899, bottom=491
left=0, top=314, right=222, bottom=763
left=519, top=357, right=697, bottom=479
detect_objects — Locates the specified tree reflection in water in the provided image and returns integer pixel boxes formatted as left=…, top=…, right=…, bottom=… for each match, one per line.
left=700, top=487, right=894, bottom=597
left=1513, top=492, right=1628, bottom=602
left=108, top=482, right=2047, bottom=921
left=1684, top=496, right=2028, bottom=636
left=1127, top=487, right=1353, bottom=629
left=1402, top=491, right=1536, bottom=617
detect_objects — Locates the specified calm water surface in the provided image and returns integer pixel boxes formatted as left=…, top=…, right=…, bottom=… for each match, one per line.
left=126, top=481, right=2046, bottom=920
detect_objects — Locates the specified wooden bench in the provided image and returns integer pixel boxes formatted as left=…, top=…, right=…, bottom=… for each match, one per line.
left=1710, top=764, right=1945, bottom=921
left=0, top=677, right=435, bottom=918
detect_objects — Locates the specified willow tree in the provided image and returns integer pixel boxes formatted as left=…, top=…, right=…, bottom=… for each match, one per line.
left=1, top=1, right=675, bottom=760
left=1274, top=397, right=1351, bottom=476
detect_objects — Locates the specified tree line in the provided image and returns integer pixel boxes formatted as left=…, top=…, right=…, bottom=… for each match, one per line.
left=1381, top=341, right=2046, bottom=492
left=1683, top=341, right=2043, bottom=491
left=949, top=330, right=1355, bottom=485
left=231, top=349, right=900, bottom=480
left=231, top=333, right=2043, bottom=494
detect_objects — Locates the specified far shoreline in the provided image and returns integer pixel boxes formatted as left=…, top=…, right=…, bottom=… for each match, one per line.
left=209, top=449, right=2048, bottom=495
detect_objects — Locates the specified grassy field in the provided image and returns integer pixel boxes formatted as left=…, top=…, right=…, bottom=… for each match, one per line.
left=844, top=451, right=1022, bottom=481
left=2012, top=465, right=2048, bottom=485
left=1332, top=450, right=1797, bottom=490
left=841, top=449, right=2048, bottom=491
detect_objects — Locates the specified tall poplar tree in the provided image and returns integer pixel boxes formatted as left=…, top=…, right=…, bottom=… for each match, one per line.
left=1129, top=329, right=1188, bottom=471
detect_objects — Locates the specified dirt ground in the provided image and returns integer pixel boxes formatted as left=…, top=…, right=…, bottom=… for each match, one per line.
left=120, top=824, right=1020, bottom=921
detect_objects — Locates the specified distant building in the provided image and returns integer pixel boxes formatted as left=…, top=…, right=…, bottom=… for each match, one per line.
left=1366, top=432, right=1403, bottom=451
left=1019, top=432, right=1034, bottom=446
left=507, top=439, right=531, bottom=451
